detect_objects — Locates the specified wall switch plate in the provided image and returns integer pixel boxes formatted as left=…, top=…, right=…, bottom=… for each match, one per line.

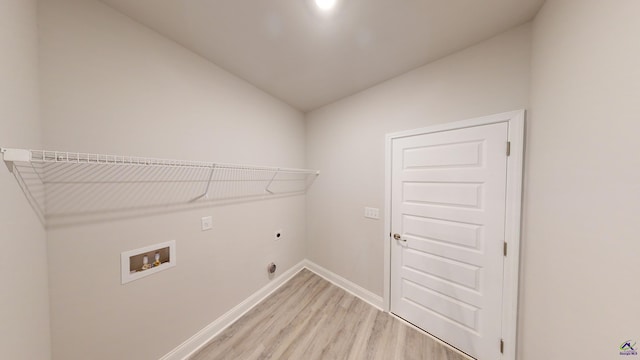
left=364, top=207, right=380, bottom=220
left=201, top=216, right=213, bottom=231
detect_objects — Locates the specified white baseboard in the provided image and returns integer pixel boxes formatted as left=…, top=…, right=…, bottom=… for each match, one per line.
left=159, top=260, right=306, bottom=360
left=302, top=260, right=384, bottom=310
left=160, top=259, right=384, bottom=360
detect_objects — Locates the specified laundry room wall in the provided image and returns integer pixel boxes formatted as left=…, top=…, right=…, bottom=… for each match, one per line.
left=305, top=23, right=531, bottom=298
left=522, top=0, right=640, bottom=358
left=38, top=0, right=307, bottom=359
left=0, top=0, right=51, bottom=359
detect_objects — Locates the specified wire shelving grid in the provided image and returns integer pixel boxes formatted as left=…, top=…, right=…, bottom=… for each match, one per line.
left=2, top=148, right=319, bottom=226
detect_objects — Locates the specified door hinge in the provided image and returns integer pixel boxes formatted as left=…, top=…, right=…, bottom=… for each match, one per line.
left=500, top=339, right=504, bottom=353
left=506, top=141, right=511, bottom=156
left=503, top=242, right=508, bottom=256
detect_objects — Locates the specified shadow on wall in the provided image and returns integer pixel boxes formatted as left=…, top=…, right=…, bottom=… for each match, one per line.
left=5, top=151, right=318, bottom=228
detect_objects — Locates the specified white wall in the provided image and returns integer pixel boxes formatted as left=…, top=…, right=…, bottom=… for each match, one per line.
left=306, top=24, right=531, bottom=296
left=520, top=1, right=640, bottom=358
left=0, top=0, right=52, bottom=359
left=38, top=0, right=307, bottom=359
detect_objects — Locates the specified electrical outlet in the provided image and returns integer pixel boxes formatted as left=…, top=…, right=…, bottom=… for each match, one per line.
left=364, top=207, right=380, bottom=220
left=201, top=216, right=213, bottom=231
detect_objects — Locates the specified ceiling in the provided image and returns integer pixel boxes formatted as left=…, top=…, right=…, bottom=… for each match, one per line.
left=99, top=0, right=544, bottom=112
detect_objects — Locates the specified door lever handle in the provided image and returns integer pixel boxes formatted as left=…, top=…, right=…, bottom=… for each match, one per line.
left=393, top=233, right=406, bottom=242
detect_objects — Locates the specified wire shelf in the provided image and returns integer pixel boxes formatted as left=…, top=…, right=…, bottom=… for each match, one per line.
left=2, top=148, right=319, bottom=227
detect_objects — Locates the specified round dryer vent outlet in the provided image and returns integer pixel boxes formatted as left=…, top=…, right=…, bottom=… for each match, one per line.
left=267, top=262, right=277, bottom=274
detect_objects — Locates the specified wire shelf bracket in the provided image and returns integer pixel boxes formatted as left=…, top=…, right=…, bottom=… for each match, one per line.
left=1, top=148, right=320, bottom=227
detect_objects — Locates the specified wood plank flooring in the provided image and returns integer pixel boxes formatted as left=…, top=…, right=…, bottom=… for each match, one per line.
left=191, top=269, right=469, bottom=360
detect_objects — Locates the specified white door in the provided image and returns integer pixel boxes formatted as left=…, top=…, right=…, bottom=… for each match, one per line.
left=390, top=122, right=508, bottom=360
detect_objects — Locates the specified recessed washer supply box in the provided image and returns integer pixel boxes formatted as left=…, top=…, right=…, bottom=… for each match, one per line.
left=121, top=240, right=176, bottom=284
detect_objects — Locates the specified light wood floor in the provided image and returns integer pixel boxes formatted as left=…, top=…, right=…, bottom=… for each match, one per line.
left=191, top=269, right=468, bottom=360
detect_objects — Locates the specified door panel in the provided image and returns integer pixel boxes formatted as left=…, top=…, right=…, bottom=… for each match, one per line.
left=403, top=182, right=482, bottom=207
left=390, top=122, right=508, bottom=360
left=402, top=279, right=479, bottom=329
left=403, top=249, right=480, bottom=289
left=403, top=215, right=482, bottom=249
left=403, top=141, right=483, bottom=168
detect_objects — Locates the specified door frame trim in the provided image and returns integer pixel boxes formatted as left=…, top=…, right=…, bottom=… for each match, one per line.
left=383, top=110, right=525, bottom=360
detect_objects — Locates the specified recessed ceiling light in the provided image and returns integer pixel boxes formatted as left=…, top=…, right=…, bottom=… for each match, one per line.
left=315, top=0, right=337, bottom=11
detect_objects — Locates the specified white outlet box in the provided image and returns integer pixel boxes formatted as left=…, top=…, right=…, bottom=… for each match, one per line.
left=201, top=216, right=213, bottom=231
left=364, top=207, right=380, bottom=220
left=121, top=240, right=176, bottom=285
